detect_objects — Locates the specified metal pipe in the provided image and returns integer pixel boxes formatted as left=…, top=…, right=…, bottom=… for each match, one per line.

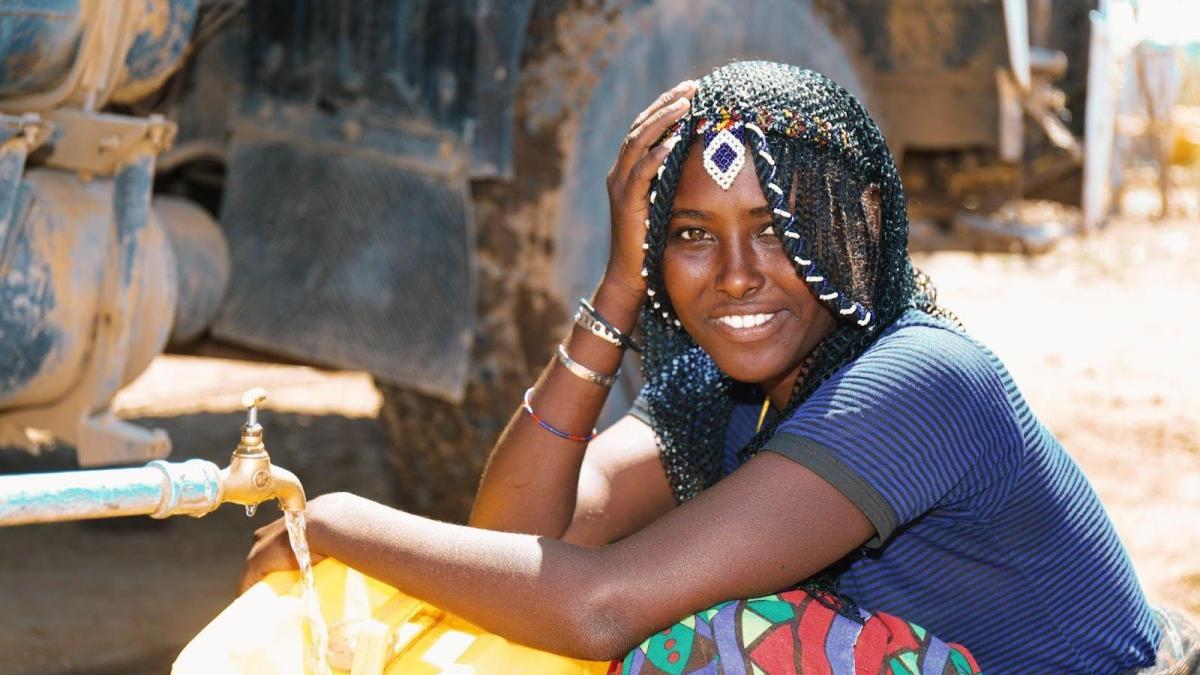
left=0, top=458, right=223, bottom=526
left=0, top=389, right=306, bottom=526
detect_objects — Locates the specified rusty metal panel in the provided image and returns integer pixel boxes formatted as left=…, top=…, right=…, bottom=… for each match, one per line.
left=871, top=72, right=999, bottom=149
left=833, top=0, right=1008, bottom=74
left=468, top=0, right=535, bottom=178
left=211, top=122, right=473, bottom=402
left=827, top=0, right=1010, bottom=150
left=244, top=0, right=533, bottom=179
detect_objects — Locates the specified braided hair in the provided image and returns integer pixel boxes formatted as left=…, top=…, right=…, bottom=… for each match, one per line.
left=639, top=61, right=958, bottom=504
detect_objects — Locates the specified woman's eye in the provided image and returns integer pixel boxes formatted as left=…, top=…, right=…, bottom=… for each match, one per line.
left=677, top=227, right=709, bottom=242
left=759, top=223, right=778, bottom=238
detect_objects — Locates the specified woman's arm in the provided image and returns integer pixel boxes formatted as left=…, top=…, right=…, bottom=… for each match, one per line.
left=468, top=81, right=696, bottom=537
left=242, top=451, right=873, bottom=661
left=560, top=414, right=676, bottom=546
left=466, top=278, right=646, bottom=537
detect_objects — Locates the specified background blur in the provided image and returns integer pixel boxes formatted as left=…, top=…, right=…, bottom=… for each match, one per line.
left=1, top=0, right=1198, bottom=672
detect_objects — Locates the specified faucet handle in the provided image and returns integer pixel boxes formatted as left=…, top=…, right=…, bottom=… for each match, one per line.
left=241, top=388, right=267, bottom=429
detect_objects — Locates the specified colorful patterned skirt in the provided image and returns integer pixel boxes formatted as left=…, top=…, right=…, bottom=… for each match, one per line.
left=612, top=588, right=980, bottom=675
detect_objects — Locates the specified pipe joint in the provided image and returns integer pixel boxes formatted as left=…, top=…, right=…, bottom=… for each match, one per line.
left=148, top=459, right=223, bottom=519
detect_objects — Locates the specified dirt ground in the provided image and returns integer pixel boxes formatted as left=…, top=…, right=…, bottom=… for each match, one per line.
left=1, top=192, right=1197, bottom=674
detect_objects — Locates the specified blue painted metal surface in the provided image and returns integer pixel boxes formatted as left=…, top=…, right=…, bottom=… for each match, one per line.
left=113, top=0, right=199, bottom=103
left=113, top=149, right=154, bottom=287
left=0, top=166, right=183, bottom=460
left=0, top=134, right=30, bottom=271
left=0, top=125, right=55, bottom=401
left=0, top=179, right=57, bottom=401
left=0, top=0, right=83, bottom=98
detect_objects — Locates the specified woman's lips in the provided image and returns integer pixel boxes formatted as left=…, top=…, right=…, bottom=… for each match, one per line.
left=708, top=309, right=787, bottom=341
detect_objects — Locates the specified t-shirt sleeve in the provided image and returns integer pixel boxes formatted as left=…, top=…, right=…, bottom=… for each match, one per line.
left=763, top=325, right=1022, bottom=547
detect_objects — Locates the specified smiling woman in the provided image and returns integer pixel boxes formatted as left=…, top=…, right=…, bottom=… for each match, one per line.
left=241, top=62, right=1169, bottom=674
left=660, top=144, right=837, bottom=405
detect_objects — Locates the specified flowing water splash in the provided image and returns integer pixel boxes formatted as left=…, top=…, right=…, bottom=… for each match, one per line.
left=285, top=510, right=331, bottom=675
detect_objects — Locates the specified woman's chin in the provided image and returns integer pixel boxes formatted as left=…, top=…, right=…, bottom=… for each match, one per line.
left=707, top=354, right=792, bottom=388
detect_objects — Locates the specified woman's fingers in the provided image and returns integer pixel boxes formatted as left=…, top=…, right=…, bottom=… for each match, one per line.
left=239, top=511, right=334, bottom=595
left=239, top=517, right=298, bottom=594
left=629, top=133, right=680, bottom=188
left=628, top=79, right=697, bottom=134
left=603, top=82, right=695, bottom=293
left=253, top=518, right=285, bottom=539
left=613, top=95, right=691, bottom=186
left=237, top=563, right=262, bottom=595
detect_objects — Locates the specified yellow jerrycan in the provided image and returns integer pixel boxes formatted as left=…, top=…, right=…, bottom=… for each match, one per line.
left=174, top=558, right=611, bottom=674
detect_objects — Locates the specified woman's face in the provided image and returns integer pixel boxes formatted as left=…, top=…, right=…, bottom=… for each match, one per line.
left=662, top=140, right=837, bottom=401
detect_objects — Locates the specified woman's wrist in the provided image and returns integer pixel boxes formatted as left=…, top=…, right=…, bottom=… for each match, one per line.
left=592, top=271, right=646, bottom=335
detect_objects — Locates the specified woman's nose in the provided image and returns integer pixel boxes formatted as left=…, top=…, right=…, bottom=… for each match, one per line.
left=714, top=238, right=765, bottom=299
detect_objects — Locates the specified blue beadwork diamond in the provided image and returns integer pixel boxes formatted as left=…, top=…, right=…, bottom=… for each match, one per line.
left=701, top=125, right=746, bottom=190
left=711, top=142, right=737, bottom=172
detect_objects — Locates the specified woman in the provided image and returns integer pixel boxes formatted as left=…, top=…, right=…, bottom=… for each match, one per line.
left=242, top=62, right=1161, bottom=672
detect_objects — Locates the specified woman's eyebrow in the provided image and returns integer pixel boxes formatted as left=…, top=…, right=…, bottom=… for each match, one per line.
left=670, top=206, right=774, bottom=220
left=670, top=208, right=712, bottom=220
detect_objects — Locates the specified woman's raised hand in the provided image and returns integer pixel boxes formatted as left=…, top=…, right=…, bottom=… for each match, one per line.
left=603, top=80, right=696, bottom=302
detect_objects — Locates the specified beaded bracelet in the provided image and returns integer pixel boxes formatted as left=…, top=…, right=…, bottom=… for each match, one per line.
left=576, top=298, right=643, bottom=353
left=522, top=388, right=597, bottom=442
left=556, top=344, right=619, bottom=387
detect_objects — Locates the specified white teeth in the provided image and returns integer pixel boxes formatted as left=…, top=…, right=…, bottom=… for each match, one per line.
left=717, top=312, right=775, bottom=329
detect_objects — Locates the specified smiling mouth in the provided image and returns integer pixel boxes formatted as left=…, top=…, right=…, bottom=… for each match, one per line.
left=715, top=312, right=777, bottom=329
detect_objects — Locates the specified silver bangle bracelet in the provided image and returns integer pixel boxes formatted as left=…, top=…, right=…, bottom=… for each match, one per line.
left=573, top=307, right=624, bottom=349
left=556, top=344, right=619, bottom=387
left=577, top=298, right=643, bottom=352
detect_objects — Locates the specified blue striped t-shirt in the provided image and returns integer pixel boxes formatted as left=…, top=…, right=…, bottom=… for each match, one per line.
left=640, top=310, right=1161, bottom=672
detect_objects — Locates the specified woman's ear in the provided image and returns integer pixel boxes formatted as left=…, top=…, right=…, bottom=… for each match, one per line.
left=860, top=184, right=882, bottom=242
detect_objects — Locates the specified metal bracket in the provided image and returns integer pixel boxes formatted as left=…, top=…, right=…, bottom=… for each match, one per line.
left=39, top=109, right=176, bottom=177
left=0, top=113, right=54, bottom=149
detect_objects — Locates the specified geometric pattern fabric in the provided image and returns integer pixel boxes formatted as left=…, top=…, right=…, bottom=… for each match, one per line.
left=612, top=588, right=981, bottom=675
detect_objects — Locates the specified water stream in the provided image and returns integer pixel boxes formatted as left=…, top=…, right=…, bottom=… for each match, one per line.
left=285, top=510, right=331, bottom=675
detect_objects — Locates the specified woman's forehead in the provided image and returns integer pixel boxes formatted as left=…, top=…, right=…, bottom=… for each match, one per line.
left=671, top=139, right=769, bottom=215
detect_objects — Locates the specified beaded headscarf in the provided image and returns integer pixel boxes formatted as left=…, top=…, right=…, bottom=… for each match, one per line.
left=639, top=61, right=956, bottom=504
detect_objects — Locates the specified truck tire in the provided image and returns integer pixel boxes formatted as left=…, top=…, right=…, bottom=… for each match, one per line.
left=377, top=0, right=870, bottom=523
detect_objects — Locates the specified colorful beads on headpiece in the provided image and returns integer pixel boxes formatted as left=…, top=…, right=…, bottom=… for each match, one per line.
left=701, top=123, right=746, bottom=190
left=691, top=108, right=865, bottom=179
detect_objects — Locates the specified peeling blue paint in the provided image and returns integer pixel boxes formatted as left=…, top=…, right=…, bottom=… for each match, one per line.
left=0, top=1, right=84, bottom=97
left=0, top=142, right=27, bottom=268
left=114, top=153, right=154, bottom=288
left=0, top=182, right=58, bottom=399
left=120, top=0, right=198, bottom=88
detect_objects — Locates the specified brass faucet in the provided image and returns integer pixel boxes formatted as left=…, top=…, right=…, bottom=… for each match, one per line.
left=0, top=387, right=306, bottom=526
left=219, top=388, right=306, bottom=513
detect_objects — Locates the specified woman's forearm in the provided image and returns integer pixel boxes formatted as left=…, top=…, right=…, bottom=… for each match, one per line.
left=468, top=276, right=644, bottom=537
left=314, top=493, right=629, bottom=660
